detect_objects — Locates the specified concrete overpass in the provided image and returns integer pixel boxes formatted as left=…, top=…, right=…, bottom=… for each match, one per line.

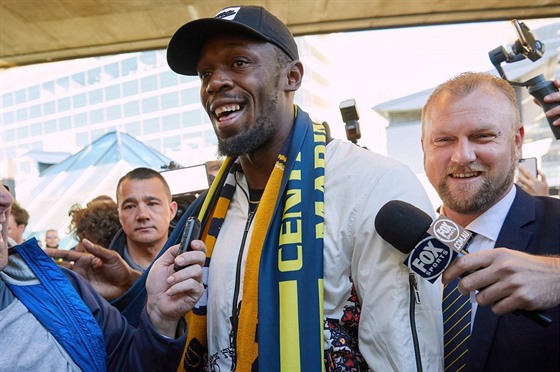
left=1, top=0, right=559, bottom=68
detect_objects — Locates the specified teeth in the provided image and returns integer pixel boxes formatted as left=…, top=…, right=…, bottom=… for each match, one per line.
left=452, top=172, right=479, bottom=178
left=215, top=104, right=240, bottom=117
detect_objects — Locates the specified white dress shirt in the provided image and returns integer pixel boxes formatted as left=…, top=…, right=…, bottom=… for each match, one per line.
left=463, top=186, right=517, bottom=325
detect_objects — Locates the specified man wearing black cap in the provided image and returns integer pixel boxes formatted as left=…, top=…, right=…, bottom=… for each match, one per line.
left=81, top=5, right=442, bottom=371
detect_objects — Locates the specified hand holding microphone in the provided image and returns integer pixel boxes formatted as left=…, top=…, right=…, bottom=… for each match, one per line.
left=374, top=200, right=552, bottom=327
left=443, top=247, right=560, bottom=321
left=374, top=200, right=472, bottom=283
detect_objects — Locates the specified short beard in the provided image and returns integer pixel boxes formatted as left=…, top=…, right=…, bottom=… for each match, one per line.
left=216, top=63, right=283, bottom=157
left=216, top=91, right=279, bottom=157
left=439, top=151, right=516, bottom=215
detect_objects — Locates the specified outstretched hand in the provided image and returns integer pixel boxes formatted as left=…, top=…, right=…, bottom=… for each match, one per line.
left=145, top=239, right=206, bottom=338
left=442, top=248, right=560, bottom=315
left=45, top=239, right=141, bottom=300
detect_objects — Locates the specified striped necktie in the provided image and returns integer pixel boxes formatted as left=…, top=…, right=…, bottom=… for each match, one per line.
left=443, top=276, right=471, bottom=371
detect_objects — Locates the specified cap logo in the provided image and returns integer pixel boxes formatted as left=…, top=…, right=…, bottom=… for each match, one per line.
left=215, top=7, right=240, bottom=20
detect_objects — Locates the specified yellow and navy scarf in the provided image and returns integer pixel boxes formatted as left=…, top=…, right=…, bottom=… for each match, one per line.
left=180, top=106, right=326, bottom=371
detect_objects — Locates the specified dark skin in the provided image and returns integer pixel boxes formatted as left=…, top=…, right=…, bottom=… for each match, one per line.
left=44, top=35, right=307, bottom=300
left=197, top=33, right=304, bottom=190
left=45, top=239, right=141, bottom=300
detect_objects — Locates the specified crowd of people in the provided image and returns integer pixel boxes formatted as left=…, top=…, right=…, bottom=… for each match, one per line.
left=1, top=5, right=559, bottom=371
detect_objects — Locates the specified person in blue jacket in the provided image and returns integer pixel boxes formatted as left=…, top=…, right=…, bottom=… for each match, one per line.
left=0, top=183, right=206, bottom=371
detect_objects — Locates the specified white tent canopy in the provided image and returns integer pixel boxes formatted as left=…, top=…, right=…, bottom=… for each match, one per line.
left=17, top=130, right=175, bottom=248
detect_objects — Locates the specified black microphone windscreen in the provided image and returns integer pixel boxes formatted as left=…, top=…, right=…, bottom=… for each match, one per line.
left=375, top=200, right=433, bottom=254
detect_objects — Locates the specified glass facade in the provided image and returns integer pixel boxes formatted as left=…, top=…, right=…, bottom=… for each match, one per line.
left=0, top=36, right=333, bottom=186
left=1, top=50, right=215, bottom=183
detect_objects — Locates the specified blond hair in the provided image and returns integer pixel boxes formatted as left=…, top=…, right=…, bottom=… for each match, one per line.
left=421, top=72, right=520, bottom=138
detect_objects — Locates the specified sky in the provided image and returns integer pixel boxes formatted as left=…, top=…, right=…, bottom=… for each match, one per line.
left=306, top=17, right=560, bottom=149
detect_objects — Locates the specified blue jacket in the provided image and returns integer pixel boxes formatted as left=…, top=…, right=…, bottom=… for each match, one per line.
left=466, top=187, right=560, bottom=372
left=4, top=239, right=186, bottom=371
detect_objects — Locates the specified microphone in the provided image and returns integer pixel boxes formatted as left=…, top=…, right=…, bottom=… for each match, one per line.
left=374, top=200, right=552, bottom=327
left=375, top=200, right=472, bottom=283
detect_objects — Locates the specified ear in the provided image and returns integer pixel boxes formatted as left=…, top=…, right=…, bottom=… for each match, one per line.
left=515, top=125, right=525, bottom=159
left=284, top=60, right=304, bottom=92
left=169, top=200, right=178, bottom=220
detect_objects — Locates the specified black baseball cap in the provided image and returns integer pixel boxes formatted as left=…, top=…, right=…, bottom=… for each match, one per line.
left=167, top=5, right=299, bottom=76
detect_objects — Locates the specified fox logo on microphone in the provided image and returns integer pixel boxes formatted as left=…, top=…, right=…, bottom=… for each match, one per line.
left=404, top=235, right=457, bottom=283
left=428, top=216, right=472, bottom=253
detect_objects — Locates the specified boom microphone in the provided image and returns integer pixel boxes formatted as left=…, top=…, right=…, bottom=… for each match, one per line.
left=374, top=200, right=552, bottom=327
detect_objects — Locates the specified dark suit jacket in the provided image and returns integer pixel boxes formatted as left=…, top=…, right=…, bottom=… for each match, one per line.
left=467, top=187, right=560, bottom=372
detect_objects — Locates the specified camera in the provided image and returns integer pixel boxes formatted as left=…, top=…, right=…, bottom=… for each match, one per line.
left=488, top=19, right=559, bottom=140
left=339, top=99, right=361, bottom=144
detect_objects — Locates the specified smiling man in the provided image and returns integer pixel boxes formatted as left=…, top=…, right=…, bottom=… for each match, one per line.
left=163, top=5, right=443, bottom=371
left=421, top=72, right=560, bottom=371
left=46, top=6, right=443, bottom=368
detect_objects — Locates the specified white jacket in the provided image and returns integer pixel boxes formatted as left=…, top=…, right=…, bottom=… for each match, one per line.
left=206, top=139, right=443, bottom=371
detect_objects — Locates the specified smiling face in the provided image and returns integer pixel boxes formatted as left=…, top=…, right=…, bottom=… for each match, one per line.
left=0, top=185, right=14, bottom=270
left=197, top=33, right=295, bottom=157
left=422, top=83, right=523, bottom=224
